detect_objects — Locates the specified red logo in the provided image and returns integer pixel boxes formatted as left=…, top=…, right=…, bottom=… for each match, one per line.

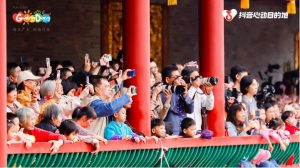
left=223, top=9, right=237, bottom=22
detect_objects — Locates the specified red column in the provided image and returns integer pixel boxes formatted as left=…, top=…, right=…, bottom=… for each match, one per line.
left=0, top=0, right=7, bottom=166
left=199, top=0, right=225, bottom=137
left=123, top=0, right=150, bottom=136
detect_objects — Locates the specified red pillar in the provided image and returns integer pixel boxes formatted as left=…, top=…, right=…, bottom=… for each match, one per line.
left=0, top=0, right=7, bottom=166
left=123, top=0, right=150, bottom=136
left=199, top=0, right=225, bottom=137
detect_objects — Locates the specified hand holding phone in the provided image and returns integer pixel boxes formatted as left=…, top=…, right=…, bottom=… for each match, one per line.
left=46, top=58, right=50, bottom=68
left=85, top=53, right=89, bottom=60
left=127, top=86, right=137, bottom=97
left=131, top=86, right=137, bottom=95
left=86, top=76, right=90, bottom=84
left=104, top=54, right=112, bottom=61
left=56, top=70, right=61, bottom=80
left=127, top=70, right=136, bottom=77
left=113, top=85, right=119, bottom=93
left=255, top=110, right=260, bottom=118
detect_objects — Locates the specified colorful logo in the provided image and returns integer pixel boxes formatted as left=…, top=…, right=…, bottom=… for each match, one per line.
left=223, top=9, right=237, bottom=22
left=12, top=10, right=51, bottom=24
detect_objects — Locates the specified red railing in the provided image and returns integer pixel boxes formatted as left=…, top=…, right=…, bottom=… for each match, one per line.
left=8, top=135, right=300, bottom=154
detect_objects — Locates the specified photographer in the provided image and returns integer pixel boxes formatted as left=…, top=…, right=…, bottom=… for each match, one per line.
left=230, top=66, right=248, bottom=102
left=182, top=67, right=215, bottom=131
left=161, top=65, right=194, bottom=135
left=150, top=72, right=172, bottom=120
left=87, top=75, right=136, bottom=136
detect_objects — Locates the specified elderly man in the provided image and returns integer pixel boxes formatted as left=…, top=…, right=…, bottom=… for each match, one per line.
left=160, top=65, right=194, bottom=135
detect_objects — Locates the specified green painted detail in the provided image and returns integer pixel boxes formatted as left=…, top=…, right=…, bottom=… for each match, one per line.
left=8, top=142, right=300, bottom=167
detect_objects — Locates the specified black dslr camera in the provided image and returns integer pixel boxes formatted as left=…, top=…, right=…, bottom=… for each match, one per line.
left=161, top=85, right=185, bottom=94
left=183, top=76, right=218, bottom=86
left=256, top=84, right=275, bottom=108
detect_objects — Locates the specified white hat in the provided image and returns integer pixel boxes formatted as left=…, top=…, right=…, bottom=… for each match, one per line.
left=17, top=71, right=41, bottom=85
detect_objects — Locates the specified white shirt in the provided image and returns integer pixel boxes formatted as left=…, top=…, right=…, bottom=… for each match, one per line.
left=187, top=86, right=214, bottom=130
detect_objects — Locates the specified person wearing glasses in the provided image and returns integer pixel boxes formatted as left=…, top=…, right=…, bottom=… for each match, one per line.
left=16, top=71, right=41, bottom=116
left=161, top=65, right=194, bottom=135
left=181, top=66, right=214, bottom=132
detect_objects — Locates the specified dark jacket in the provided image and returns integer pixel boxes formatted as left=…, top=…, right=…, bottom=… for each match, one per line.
left=36, top=119, right=58, bottom=133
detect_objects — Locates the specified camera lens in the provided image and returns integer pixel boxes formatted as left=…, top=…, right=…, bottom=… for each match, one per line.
left=209, top=77, right=218, bottom=85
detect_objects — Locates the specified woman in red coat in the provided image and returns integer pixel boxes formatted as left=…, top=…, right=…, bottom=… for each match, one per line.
left=15, top=107, right=66, bottom=153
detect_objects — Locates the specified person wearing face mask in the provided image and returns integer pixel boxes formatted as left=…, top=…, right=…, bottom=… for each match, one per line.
left=181, top=66, right=214, bottom=131
left=241, top=75, right=259, bottom=123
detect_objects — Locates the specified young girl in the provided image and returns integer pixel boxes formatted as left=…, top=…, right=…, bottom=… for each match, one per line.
left=269, top=118, right=290, bottom=148
left=180, top=118, right=201, bottom=138
left=257, top=118, right=290, bottom=151
left=72, top=106, right=107, bottom=144
left=7, top=113, right=35, bottom=148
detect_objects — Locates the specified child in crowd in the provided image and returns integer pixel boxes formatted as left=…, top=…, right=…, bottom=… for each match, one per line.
left=72, top=106, right=107, bottom=144
left=104, top=108, right=146, bottom=143
left=151, top=119, right=178, bottom=139
left=180, top=118, right=201, bottom=138
left=281, top=111, right=300, bottom=135
left=7, top=113, right=35, bottom=148
left=7, top=83, right=22, bottom=113
left=269, top=118, right=290, bottom=149
left=256, top=118, right=290, bottom=151
left=59, top=119, right=102, bottom=153
left=59, top=119, right=80, bottom=143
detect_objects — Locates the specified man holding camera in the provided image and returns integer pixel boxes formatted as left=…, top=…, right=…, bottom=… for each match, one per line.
left=87, top=72, right=136, bottom=136
left=161, top=66, right=194, bottom=135
left=182, top=67, right=215, bottom=131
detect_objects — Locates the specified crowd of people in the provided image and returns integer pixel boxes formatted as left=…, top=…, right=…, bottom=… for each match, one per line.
left=6, top=52, right=299, bottom=157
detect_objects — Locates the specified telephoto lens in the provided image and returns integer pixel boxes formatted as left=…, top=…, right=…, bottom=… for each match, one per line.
left=162, top=85, right=185, bottom=94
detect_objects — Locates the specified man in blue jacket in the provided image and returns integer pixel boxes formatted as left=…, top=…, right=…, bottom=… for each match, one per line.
left=88, top=72, right=136, bottom=136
